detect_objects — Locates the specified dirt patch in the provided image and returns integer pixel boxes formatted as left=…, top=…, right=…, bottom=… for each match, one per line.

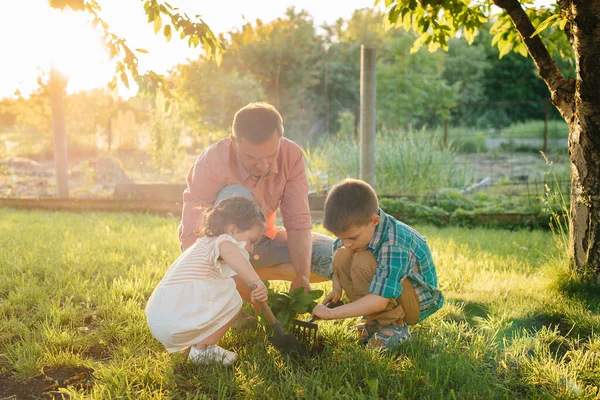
left=0, top=155, right=129, bottom=199
left=0, top=367, right=93, bottom=400
left=0, top=373, right=48, bottom=400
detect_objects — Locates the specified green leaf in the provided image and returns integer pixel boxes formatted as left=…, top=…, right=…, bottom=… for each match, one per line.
left=491, top=32, right=501, bottom=47
left=463, top=27, right=475, bottom=44
left=120, top=72, right=129, bottom=89
left=497, top=39, right=512, bottom=59
left=308, top=289, right=324, bottom=300
left=515, top=42, right=529, bottom=58
left=215, top=49, right=223, bottom=67
left=530, top=13, right=561, bottom=38
left=291, top=287, right=305, bottom=297
left=402, top=12, right=412, bottom=31
left=164, top=24, right=172, bottom=42
left=292, top=302, right=307, bottom=313
left=296, top=297, right=313, bottom=308
left=411, top=33, right=428, bottom=54
left=278, top=309, right=291, bottom=327
left=559, top=17, right=568, bottom=30
left=154, top=16, right=162, bottom=34
left=388, top=5, right=401, bottom=24
left=135, top=48, right=149, bottom=54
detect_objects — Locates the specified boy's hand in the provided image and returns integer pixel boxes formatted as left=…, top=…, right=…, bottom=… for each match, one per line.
left=311, top=303, right=335, bottom=320
left=322, top=288, right=342, bottom=305
left=250, top=280, right=268, bottom=304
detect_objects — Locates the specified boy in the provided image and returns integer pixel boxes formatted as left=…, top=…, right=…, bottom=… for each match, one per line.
left=312, top=179, right=444, bottom=349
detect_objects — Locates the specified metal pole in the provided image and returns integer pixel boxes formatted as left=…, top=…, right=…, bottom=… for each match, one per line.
left=49, top=64, right=69, bottom=198
left=360, top=45, right=376, bottom=187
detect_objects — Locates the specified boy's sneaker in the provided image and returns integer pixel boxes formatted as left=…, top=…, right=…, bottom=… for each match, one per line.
left=188, top=345, right=238, bottom=366
left=352, top=319, right=379, bottom=344
left=367, top=324, right=411, bottom=350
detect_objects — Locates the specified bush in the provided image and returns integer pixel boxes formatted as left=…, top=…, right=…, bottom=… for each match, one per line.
left=304, top=129, right=474, bottom=195
left=452, top=135, right=487, bottom=153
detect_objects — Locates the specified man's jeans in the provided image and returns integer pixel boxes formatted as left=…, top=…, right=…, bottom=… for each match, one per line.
left=216, top=184, right=333, bottom=279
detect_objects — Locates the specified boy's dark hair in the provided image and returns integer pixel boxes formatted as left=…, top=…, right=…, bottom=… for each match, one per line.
left=200, top=197, right=266, bottom=237
left=232, top=102, right=284, bottom=144
left=323, top=179, right=379, bottom=234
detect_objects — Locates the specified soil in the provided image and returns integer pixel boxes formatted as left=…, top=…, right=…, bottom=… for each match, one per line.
left=0, top=366, right=93, bottom=400
left=0, top=155, right=130, bottom=199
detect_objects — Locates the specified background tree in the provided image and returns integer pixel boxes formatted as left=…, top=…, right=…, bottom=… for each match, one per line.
left=175, top=58, right=265, bottom=138
left=376, top=0, right=599, bottom=281
left=377, top=32, right=460, bottom=130
left=225, top=8, right=324, bottom=144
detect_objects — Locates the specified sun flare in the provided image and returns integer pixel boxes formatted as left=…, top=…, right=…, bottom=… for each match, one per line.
left=0, top=2, right=114, bottom=97
left=47, top=8, right=114, bottom=90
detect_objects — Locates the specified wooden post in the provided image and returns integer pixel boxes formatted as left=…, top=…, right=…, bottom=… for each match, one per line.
left=49, top=64, right=69, bottom=199
left=360, top=45, right=376, bottom=188
left=543, top=97, right=549, bottom=153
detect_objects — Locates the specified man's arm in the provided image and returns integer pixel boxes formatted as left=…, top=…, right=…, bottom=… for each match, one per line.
left=279, top=144, right=314, bottom=292
left=287, top=228, right=312, bottom=292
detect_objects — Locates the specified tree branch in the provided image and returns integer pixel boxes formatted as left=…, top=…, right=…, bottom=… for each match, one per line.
left=493, top=0, right=575, bottom=121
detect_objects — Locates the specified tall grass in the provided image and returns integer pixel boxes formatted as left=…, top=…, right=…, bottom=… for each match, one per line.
left=304, top=129, right=474, bottom=195
left=539, top=152, right=570, bottom=256
left=502, top=119, right=569, bottom=139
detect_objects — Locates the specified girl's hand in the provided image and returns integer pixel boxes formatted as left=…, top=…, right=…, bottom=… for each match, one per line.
left=250, top=280, right=268, bottom=304
left=311, top=303, right=334, bottom=320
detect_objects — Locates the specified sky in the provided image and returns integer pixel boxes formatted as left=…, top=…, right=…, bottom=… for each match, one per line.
left=0, top=0, right=554, bottom=99
left=0, top=0, right=375, bottom=99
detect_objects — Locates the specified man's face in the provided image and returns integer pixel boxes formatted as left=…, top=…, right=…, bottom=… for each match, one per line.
left=234, top=132, right=281, bottom=178
left=337, top=215, right=380, bottom=252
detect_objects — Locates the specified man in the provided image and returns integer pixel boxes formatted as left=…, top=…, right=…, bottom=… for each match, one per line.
left=179, top=102, right=333, bottom=307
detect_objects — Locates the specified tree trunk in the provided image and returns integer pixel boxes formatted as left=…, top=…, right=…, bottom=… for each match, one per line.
left=568, top=0, right=600, bottom=282
left=497, top=0, right=600, bottom=282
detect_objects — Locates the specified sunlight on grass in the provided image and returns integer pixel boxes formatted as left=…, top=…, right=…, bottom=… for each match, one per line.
left=0, top=209, right=598, bottom=398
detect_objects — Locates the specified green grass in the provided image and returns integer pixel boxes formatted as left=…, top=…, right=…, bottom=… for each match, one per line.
left=1, top=210, right=599, bottom=398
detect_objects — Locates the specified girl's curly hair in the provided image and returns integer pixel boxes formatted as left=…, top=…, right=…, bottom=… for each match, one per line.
left=200, top=196, right=266, bottom=237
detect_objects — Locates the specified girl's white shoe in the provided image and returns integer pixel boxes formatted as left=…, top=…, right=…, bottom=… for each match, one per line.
left=188, top=345, right=238, bottom=366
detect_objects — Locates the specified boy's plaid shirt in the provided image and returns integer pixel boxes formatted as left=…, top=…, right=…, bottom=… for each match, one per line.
left=333, top=209, right=444, bottom=322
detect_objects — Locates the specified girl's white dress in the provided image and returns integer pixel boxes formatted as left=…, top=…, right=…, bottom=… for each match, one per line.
left=145, top=234, right=245, bottom=353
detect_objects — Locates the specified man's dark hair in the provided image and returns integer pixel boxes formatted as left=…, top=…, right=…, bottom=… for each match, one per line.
left=323, top=179, right=379, bottom=235
left=232, top=102, right=284, bottom=144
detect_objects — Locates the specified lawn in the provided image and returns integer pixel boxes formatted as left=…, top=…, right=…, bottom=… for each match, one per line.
left=0, top=209, right=599, bottom=399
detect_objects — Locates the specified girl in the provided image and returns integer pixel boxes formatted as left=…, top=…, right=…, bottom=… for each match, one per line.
left=146, top=196, right=268, bottom=366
